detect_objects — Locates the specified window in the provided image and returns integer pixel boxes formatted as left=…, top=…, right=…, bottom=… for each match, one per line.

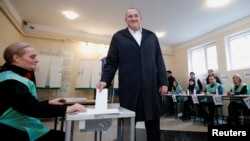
left=225, top=29, right=250, bottom=71
left=188, top=42, right=218, bottom=75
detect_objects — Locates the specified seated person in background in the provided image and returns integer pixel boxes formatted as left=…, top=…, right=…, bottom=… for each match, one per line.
left=166, top=70, right=176, bottom=115
left=0, top=42, right=87, bottom=141
left=182, top=79, right=200, bottom=120
left=227, top=74, right=250, bottom=125
left=206, top=69, right=221, bottom=84
left=189, top=71, right=203, bottom=92
left=171, top=80, right=183, bottom=107
left=171, top=80, right=183, bottom=95
left=202, top=75, right=224, bottom=124
left=171, top=80, right=183, bottom=118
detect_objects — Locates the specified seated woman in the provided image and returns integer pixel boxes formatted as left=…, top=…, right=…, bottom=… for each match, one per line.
left=182, top=79, right=200, bottom=120
left=227, top=74, right=250, bottom=125
left=202, top=75, right=224, bottom=124
left=171, top=80, right=182, bottom=94
left=171, top=80, right=183, bottom=117
left=0, top=42, right=87, bottom=141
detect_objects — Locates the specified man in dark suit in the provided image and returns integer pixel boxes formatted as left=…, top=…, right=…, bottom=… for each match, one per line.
left=96, top=7, right=168, bottom=141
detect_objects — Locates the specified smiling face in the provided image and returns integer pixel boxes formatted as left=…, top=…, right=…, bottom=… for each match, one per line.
left=12, top=46, right=39, bottom=71
left=125, top=8, right=142, bottom=31
left=232, top=75, right=241, bottom=86
left=208, top=75, right=216, bottom=85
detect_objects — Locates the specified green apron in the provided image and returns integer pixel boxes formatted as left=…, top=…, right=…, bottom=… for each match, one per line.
left=230, top=83, right=250, bottom=104
left=0, top=71, right=50, bottom=141
left=204, top=83, right=221, bottom=102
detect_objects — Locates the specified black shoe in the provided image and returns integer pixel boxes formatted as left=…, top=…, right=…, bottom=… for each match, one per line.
left=181, top=116, right=191, bottom=121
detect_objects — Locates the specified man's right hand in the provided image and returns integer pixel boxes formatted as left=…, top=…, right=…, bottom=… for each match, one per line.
left=96, top=81, right=107, bottom=92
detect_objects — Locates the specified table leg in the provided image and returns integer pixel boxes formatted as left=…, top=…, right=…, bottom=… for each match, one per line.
left=116, top=118, right=123, bottom=141
left=230, top=97, right=233, bottom=124
left=130, top=117, right=135, bottom=141
left=65, top=121, right=74, bottom=141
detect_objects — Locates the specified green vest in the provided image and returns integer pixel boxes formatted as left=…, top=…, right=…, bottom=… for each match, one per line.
left=171, top=85, right=183, bottom=102
left=0, top=71, right=50, bottom=141
left=230, top=83, right=250, bottom=104
left=204, top=83, right=221, bottom=102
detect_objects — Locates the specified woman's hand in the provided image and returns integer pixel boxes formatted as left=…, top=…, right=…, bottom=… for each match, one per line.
left=96, top=81, right=107, bottom=92
left=66, top=103, right=87, bottom=114
left=227, top=91, right=233, bottom=96
left=49, top=98, right=66, bottom=105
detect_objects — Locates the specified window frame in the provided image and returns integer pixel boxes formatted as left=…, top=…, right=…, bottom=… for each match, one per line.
left=225, top=28, right=250, bottom=71
left=188, top=41, right=218, bottom=75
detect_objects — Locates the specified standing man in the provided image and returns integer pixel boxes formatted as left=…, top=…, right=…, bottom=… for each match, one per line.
left=189, top=71, right=203, bottom=92
left=166, top=70, right=176, bottom=92
left=96, top=7, right=168, bottom=141
left=166, top=70, right=176, bottom=115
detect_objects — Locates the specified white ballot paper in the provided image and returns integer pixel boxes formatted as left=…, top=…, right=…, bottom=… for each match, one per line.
left=95, top=88, right=108, bottom=109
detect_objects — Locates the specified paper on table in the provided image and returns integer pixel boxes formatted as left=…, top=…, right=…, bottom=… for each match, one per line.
left=64, top=98, right=87, bottom=103
left=243, top=97, right=250, bottom=109
left=95, top=88, right=108, bottom=109
left=78, top=108, right=119, bottom=115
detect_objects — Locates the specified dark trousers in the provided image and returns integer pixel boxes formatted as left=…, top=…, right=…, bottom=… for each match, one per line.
left=165, top=96, right=175, bottom=115
left=182, top=97, right=193, bottom=119
left=228, top=101, right=248, bottom=125
left=144, top=118, right=160, bottom=141
left=36, top=129, right=65, bottom=141
left=201, top=102, right=215, bottom=123
left=0, top=123, right=29, bottom=141
left=0, top=123, right=65, bottom=141
left=122, top=117, right=160, bottom=141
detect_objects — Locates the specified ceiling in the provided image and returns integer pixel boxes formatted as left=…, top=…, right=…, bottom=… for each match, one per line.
left=1, top=0, right=250, bottom=49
